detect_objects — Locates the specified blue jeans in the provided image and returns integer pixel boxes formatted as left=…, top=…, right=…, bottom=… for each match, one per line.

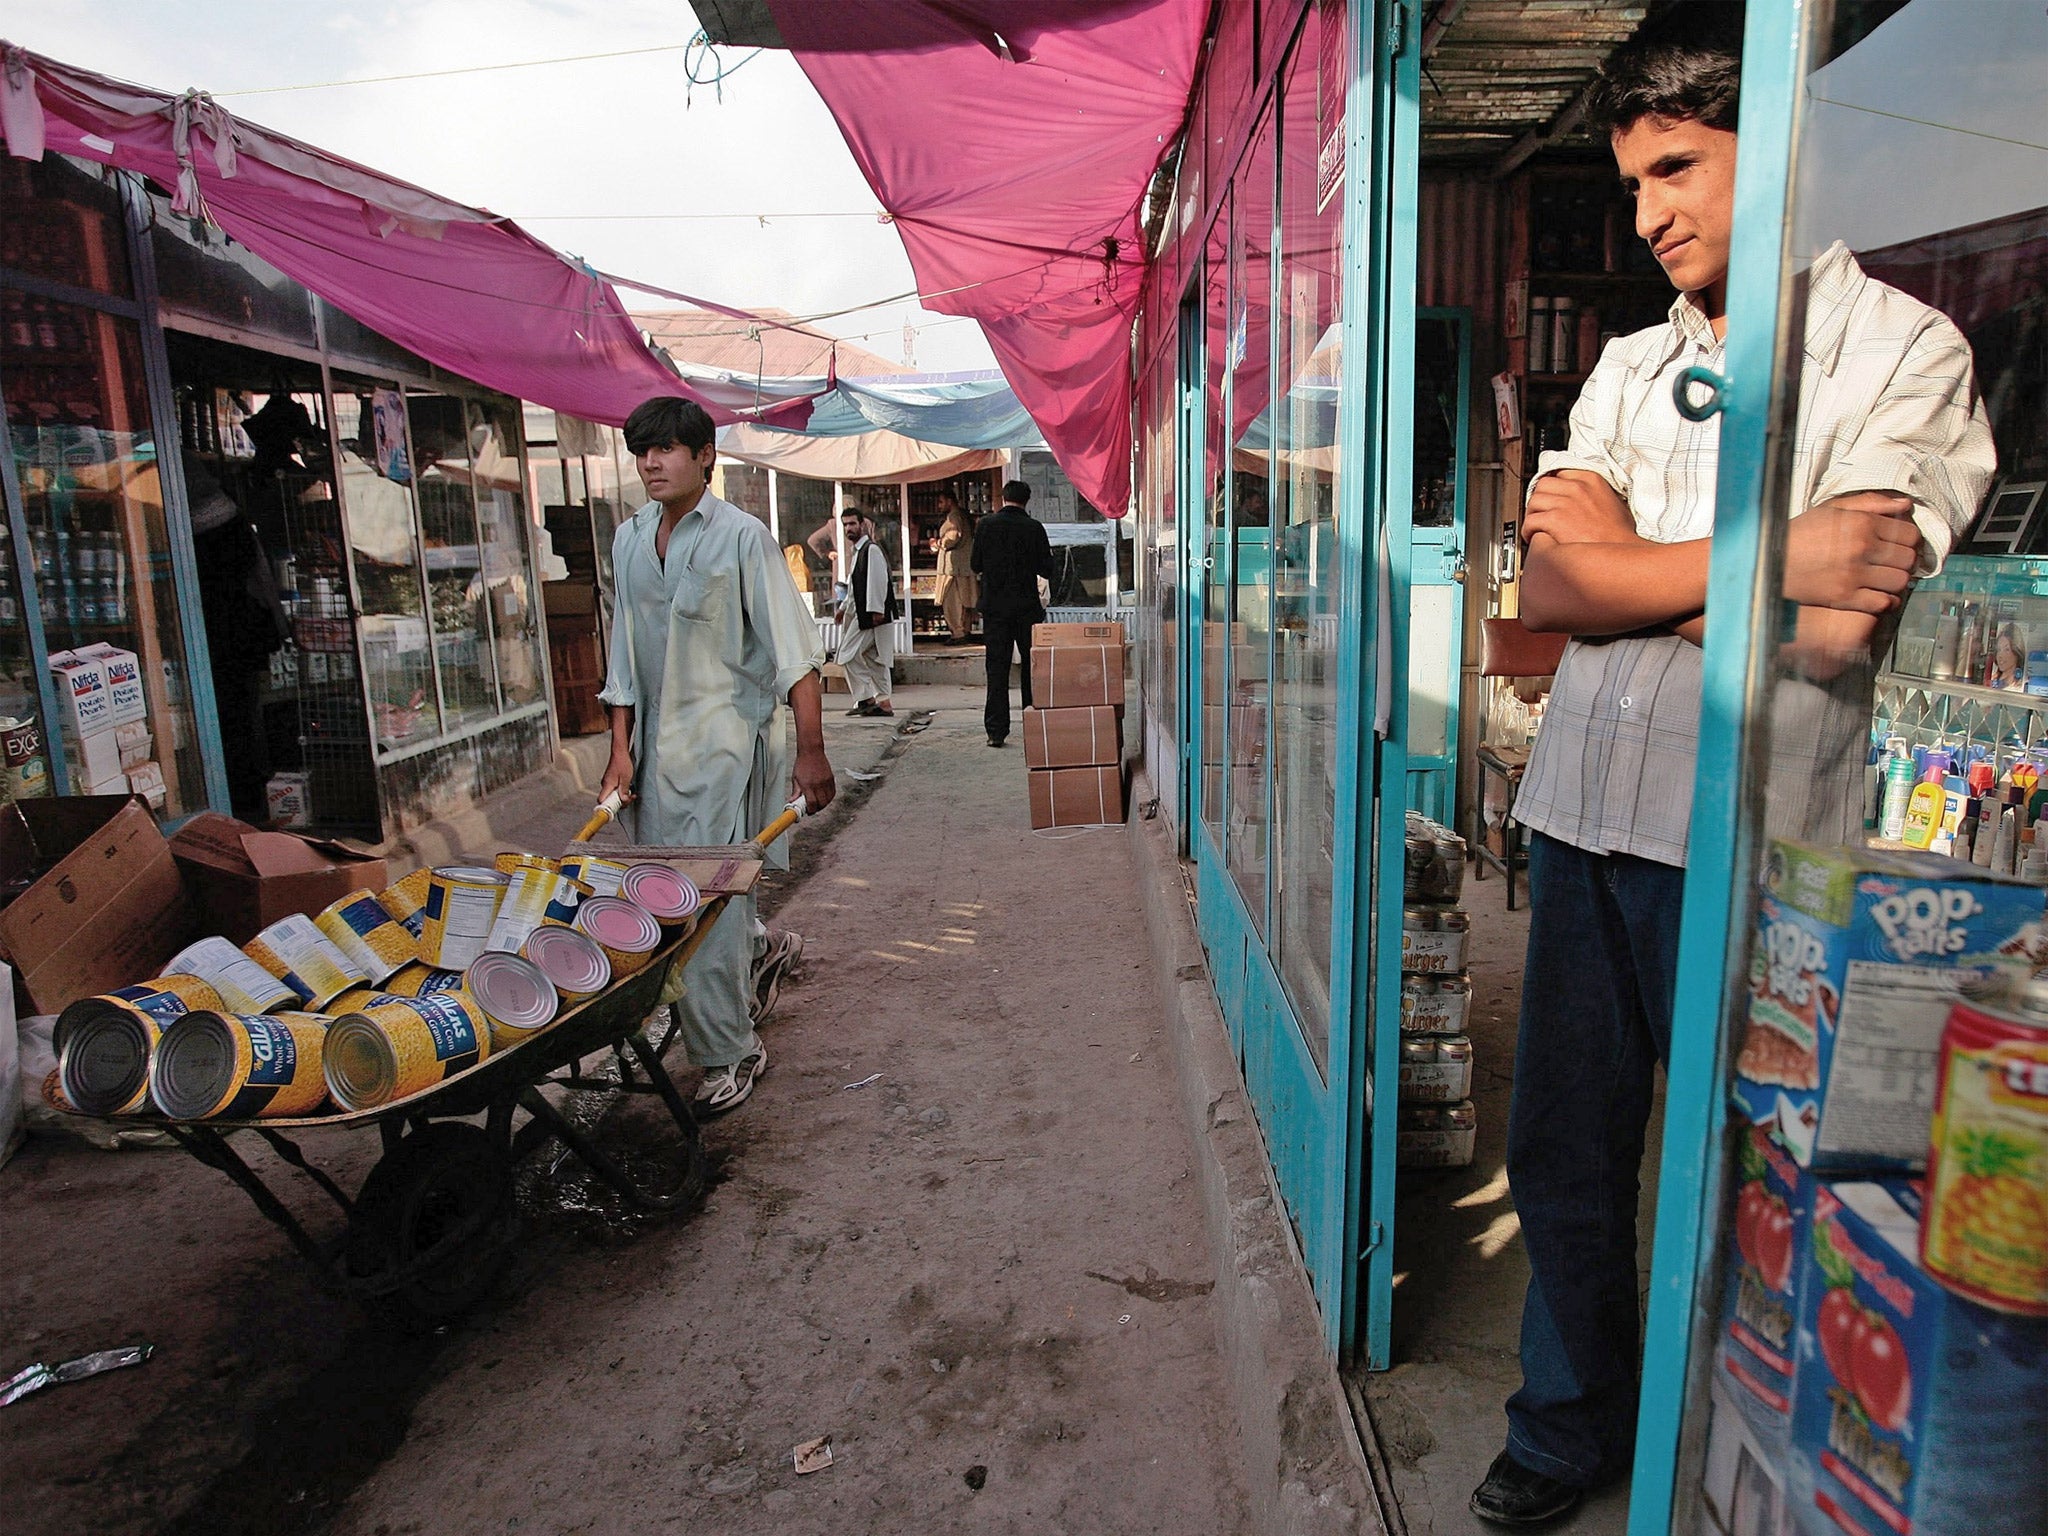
left=1504, top=832, right=1683, bottom=1487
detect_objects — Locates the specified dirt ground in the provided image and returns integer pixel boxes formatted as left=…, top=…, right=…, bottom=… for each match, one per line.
left=1, top=683, right=1252, bottom=1536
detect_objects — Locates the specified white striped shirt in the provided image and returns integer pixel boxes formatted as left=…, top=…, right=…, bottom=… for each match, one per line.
left=1515, top=243, right=1996, bottom=867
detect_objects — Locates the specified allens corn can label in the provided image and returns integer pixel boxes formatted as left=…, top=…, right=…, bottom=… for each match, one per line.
left=314, top=892, right=417, bottom=983
left=377, top=868, right=435, bottom=939
left=419, top=866, right=508, bottom=971
left=494, top=851, right=560, bottom=876
left=151, top=1011, right=330, bottom=1120
left=54, top=974, right=224, bottom=1055
left=244, top=914, right=369, bottom=1008
left=1923, top=998, right=2048, bottom=1314
left=323, top=993, right=490, bottom=1110
left=558, top=852, right=628, bottom=898
left=378, top=962, right=469, bottom=999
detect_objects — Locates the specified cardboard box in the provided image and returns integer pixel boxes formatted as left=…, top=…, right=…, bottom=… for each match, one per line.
left=1022, top=706, right=1121, bottom=769
left=76, top=643, right=145, bottom=725
left=66, top=725, right=124, bottom=790
left=48, top=649, right=115, bottom=739
left=115, top=719, right=152, bottom=769
left=1027, top=765, right=1124, bottom=829
left=1700, top=1378, right=1792, bottom=1536
left=1028, top=643, right=1125, bottom=708
left=0, top=795, right=193, bottom=1015
left=1735, top=841, right=2044, bottom=1169
left=170, top=812, right=387, bottom=945
left=1032, top=620, right=1126, bottom=648
left=1787, top=1178, right=2048, bottom=1536
left=1712, top=1125, right=1813, bottom=1446
left=266, top=771, right=311, bottom=828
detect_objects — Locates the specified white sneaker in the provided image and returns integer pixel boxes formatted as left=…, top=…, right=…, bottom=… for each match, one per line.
left=750, top=931, right=804, bottom=1023
left=694, top=1043, right=768, bottom=1116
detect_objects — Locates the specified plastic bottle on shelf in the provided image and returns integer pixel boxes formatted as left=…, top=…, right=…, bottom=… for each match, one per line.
left=1550, top=297, right=1575, bottom=374
left=1528, top=296, right=1552, bottom=373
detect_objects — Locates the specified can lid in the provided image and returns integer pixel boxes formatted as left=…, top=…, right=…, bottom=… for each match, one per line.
left=621, top=863, right=701, bottom=921
left=577, top=896, right=662, bottom=953
left=323, top=1014, right=397, bottom=1110
left=434, top=866, right=509, bottom=886
left=523, top=924, right=611, bottom=995
left=467, top=952, right=559, bottom=1033
left=152, top=1011, right=240, bottom=1120
left=59, top=1009, right=156, bottom=1116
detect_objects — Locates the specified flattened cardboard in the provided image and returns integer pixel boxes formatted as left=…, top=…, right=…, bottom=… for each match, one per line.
left=0, top=795, right=193, bottom=1014
left=170, top=813, right=388, bottom=945
left=1022, top=706, right=1121, bottom=769
left=1031, top=621, right=1126, bottom=648
left=1028, top=643, right=1125, bottom=708
left=1027, top=766, right=1125, bottom=829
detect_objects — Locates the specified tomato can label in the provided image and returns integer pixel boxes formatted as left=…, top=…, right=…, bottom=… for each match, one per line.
left=1923, top=999, right=2048, bottom=1314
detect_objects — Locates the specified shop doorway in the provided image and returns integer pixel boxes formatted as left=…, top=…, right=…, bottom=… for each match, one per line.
left=1406, top=309, right=1471, bottom=821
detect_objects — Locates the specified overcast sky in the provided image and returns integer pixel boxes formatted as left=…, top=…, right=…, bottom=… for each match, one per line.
left=1, top=0, right=1000, bottom=373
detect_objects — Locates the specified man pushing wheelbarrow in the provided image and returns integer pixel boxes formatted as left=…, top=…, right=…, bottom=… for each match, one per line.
left=597, top=397, right=838, bottom=1117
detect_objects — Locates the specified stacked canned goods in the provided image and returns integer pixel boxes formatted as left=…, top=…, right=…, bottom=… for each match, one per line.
left=1398, top=863, right=1478, bottom=1168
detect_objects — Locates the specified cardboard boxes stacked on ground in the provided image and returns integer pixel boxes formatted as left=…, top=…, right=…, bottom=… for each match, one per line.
left=1701, top=841, right=2048, bottom=1536
left=1396, top=812, right=1477, bottom=1169
left=1024, top=621, right=1126, bottom=830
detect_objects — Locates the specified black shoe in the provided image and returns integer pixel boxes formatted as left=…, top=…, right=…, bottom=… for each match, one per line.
left=987, top=736, right=1006, bottom=748
left=1470, top=1452, right=1581, bottom=1527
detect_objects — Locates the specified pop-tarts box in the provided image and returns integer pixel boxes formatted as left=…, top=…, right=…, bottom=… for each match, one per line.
left=1713, top=1123, right=1814, bottom=1447
left=1735, top=840, right=2042, bottom=1169
left=1786, top=1178, right=2048, bottom=1536
left=47, top=648, right=113, bottom=739
left=75, top=643, right=145, bottom=726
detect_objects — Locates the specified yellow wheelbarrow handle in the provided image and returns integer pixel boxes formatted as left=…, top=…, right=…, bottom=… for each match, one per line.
left=572, top=794, right=806, bottom=849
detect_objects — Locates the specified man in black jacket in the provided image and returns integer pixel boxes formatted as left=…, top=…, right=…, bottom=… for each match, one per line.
left=970, top=480, right=1055, bottom=748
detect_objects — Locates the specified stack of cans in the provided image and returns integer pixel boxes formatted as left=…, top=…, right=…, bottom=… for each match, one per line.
left=1398, top=902, right=1477, bottom=1169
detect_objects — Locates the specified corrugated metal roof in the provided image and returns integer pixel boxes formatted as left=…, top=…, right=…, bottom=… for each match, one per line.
left=631, top=308, right=899, bottom=379
left=1422, top=0, right=1651, bottom=165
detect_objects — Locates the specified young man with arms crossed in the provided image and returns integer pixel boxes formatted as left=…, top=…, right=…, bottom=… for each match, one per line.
left=598, top=397, right=837, bottom=1116
left=1473, top=11, right=1994, bottom=1525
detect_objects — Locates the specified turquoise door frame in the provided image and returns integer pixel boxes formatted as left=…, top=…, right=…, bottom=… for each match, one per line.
left=1405, top=306, right=1472, bottom=820
left=1629, top=3, right=1806, bottom=1532
left=1174, top=0, right=1417, bottom=1364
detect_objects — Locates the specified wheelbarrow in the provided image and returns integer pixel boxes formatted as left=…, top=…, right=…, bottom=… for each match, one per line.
left=86, top=803, right=802, bottom=1331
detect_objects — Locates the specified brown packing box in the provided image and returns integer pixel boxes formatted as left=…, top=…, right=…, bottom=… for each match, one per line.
left=0, top=795, right=194, bottom=1015
left=1028, top=766, right=1125, bottom=829
left=1028, top=643, right=1125, bottom=709
left=1032, top=620, right=1126, bottom=648
left=170, top=812, right=388, bottom=945
left=1023, top=706, right=1121, bottom=769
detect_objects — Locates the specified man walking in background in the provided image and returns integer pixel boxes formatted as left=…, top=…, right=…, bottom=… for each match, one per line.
left=598, top=396, right=837, bottom=1116
left=972, top=479, right=1054, bottom=748
left=836, top=505, right=896, bottom=718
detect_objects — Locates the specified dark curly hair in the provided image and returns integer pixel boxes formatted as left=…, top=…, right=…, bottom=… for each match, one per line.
left=1588, top=3, right=1746, bottom=136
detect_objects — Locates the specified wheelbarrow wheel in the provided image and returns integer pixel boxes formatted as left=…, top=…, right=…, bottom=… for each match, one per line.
left=346, top=1122, right=514, bottom=1332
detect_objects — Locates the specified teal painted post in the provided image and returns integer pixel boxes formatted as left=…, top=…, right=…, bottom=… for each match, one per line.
left=1627, top=2, right=1809, bottom=1532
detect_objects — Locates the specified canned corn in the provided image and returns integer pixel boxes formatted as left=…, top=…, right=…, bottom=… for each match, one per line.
left=244, top=913, right=370, bottom=1008
left=558, top=851, right=628, bottom=898
left=323, top=992, right=490, bottom=1110
left=164, top=936, right=299, bottom=1014
left=55, top=974, right=225, bottom=1116
left=575, top=896, right=663, bottom=979
left=419, top=866, right=508, bottom=970
left=151, top=1011, right=330, bottom=1120
left=314, top=891, right=417, bottom=982
left=522, top=924, right=611, bottom=1003
left=466, top=951, right=559, bottom=1049
left=378, top=962, right=469, bottom=999
left=377, top=868, right=435, bottom=939
left=620, top=863, right=702, bottom=927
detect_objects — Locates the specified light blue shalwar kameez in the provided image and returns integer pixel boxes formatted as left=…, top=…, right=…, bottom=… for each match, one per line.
left=598, top=492, right=823, bottom=1068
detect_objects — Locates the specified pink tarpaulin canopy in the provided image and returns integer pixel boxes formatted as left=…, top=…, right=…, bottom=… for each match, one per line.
left=768, top=0, right=1208, bottom=515
left=0, top=44, right=817, bottom=430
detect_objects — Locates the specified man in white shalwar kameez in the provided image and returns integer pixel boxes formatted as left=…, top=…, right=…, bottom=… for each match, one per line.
left=835, top=508, right=895, bottom=717
left=599, top=398, right=836, bottom=1115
